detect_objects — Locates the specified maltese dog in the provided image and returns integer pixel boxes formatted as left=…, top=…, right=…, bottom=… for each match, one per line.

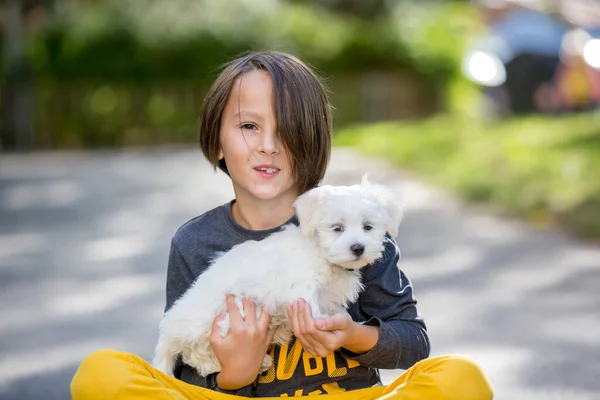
left=153, top=177, right=402, bottom=377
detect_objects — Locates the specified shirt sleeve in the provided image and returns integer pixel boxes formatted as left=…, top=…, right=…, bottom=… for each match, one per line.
left=164, top=239, right=255, bottom=396
left=165, top=239, right=195, bottom=313
left=340, top=236, right=431, bottom=370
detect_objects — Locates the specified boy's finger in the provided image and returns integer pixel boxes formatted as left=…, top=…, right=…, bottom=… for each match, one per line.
left=315, top=317, right=330, bottom=331
left=244, top=297, right=257, bottom=325
left=210, top=312, right=226, bottom=342
left=303, top=302, right=324, bottom=339
left=301, top=302, right=329, bottom=345
left=318, top=313, right=345, bottom=331
left=296, top=301, right=320, bottom=350
left=258, top=305, right=272, bottom=330
left=266, top=328, right=276, bottom=345
left=303, top=301, right=316, bottom=330
left=289, top=302, right=301, bottom=337
left=226, top=294, right=244, bottom=325
left=295, top=301, right=306, bottom=333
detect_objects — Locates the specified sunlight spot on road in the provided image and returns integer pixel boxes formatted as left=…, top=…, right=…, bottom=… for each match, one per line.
left=556, top=248, right=600, bottom=270
left=400, top=245, right=484, bottom=281
left=0, top=158, right=68, bottom=180
left=0, top=338, right=127, bottom=387
left=493, top=259, right=583, bottom=298
left=541, top=313, right=600, bottom=347
left=395, top=180, right=447, bottom=211
left=437, top=345, right=532, bottom=397
left=83, top=235, right=150, bottom=262
left=0, top=273, right=165, bottom=336
left=2, top=180, right=83, bottom=210
left=47, top=274, right=164, bottom=317
left=101, top=209, right=147, bottom=232
left=0, top=233, right=47, bottom=260
left=378, top=344, right=534, bottom=393
left=414, top=289, right=489, bottom=338
left=100, top=209, right=164, bottom=236
left=465, top=213, right=523, bottom=241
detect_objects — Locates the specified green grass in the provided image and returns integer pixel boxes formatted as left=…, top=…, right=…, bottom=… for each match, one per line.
left=334, top=112, right=600, bottom=239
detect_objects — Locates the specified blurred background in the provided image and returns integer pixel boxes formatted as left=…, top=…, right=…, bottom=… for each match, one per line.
left=1, top=0, right=599, bottom=399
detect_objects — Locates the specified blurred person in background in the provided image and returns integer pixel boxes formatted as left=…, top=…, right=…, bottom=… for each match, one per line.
left=550, top=29, right=600, bottom=112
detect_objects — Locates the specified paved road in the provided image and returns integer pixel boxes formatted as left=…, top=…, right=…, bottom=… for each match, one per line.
left=0, top=147, right=599, bottom=400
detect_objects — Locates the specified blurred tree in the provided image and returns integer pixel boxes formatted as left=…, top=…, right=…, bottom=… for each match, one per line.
left=17, top=0, right=480, bottom=148
left=1, top=0, right=35, bottom=151
left=1, top=0, right=55, bottom=150
left=288, top=0, right=390, bottom=20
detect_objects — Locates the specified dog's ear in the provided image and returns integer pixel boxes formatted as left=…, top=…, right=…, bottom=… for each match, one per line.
left=293, top=187, right=325, bottom=237
left=363, top=180, right=403, bottom=239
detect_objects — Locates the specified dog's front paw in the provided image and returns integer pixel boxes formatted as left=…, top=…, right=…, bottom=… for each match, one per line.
left=259, top=354, right=273, bottom=373
left=272, top=324, right=293, bottom=345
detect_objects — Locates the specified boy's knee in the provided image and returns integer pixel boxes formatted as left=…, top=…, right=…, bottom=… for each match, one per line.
left=439, top=354, right=494, bottom=400
left=77, top=349, right=123, bottom=376
left=71, top=349, right=125, bottom=399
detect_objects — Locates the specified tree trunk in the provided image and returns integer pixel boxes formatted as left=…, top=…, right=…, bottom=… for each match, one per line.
left=1, top=0, right=35, bottom=151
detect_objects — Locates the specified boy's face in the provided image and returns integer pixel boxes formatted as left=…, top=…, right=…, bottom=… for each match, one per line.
left=218, top=69, right=299, bottom=205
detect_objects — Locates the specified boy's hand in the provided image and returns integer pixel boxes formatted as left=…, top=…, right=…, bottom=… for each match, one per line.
left=210, top=295, right=275, bottom=390
left=287, top=298, right=371, bottom=358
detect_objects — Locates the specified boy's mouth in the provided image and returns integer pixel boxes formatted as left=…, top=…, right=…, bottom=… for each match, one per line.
left=254, top=167, right=279, bottom=174
left=254, top=166, right=280, bottom=178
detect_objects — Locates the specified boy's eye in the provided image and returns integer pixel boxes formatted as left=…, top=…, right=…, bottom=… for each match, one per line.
left=332, top=224, right=345, bottom=232
left=363, top=224, right=373, bottom=231
left=240, top=123, right=257, bottom=130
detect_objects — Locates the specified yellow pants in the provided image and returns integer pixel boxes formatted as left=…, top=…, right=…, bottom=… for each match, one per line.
left=71, top=349, right=493, bottom=400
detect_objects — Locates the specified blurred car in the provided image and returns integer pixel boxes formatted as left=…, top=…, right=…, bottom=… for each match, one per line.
left=463, top=0, right=600, bottom=116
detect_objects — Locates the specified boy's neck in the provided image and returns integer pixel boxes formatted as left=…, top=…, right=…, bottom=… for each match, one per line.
left=231, top=197, right=296, bottom=231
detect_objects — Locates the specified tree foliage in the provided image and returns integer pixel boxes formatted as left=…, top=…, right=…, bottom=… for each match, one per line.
left=25, top=0, right=481, bottom=84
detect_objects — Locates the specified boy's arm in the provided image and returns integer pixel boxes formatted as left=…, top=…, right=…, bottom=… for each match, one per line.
left=340, top=236, right=431, bottom=370
left=165, top=239, right=255, bottom=396
left=165, top=239, right=196, bottom=313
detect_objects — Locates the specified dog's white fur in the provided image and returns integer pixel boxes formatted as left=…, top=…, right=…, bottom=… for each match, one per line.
left=153, top=177, right=402, bottom=377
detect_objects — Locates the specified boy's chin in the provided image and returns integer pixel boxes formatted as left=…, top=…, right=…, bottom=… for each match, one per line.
left=248, top=184, right=298, bottom=201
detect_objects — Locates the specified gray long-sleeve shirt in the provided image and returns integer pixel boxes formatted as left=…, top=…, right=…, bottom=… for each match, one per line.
left=164, top=201, right=430, bottom=397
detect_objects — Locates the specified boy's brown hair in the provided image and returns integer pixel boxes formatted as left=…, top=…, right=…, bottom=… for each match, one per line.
left=199, top=51, right=332, bottom=194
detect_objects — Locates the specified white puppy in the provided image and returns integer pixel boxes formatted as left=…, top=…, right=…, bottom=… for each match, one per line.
left=153, top=177, right=402, bottom=377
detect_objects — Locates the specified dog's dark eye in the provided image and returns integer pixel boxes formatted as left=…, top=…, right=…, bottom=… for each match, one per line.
left=363, top=224, right=373, bottom=231
left=332, top=224, right=345, bottom=232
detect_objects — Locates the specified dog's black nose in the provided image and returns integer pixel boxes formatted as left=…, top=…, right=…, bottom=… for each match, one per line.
left=351, top=244, right=365, bottom=257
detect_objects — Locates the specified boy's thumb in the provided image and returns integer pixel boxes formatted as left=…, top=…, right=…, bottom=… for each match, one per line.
left=318, top=314, right=348, bottom=331
left=316, top=317, right=332, bottom=330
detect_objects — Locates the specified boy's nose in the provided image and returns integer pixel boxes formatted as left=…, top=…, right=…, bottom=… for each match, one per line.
left=257, top=131, right=280, bottom=155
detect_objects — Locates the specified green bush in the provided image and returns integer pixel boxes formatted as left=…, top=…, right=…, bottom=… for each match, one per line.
left=26, top=0, right=479, bottom=85
left=34, top=83, right=203, bottom=148
left=335, top=112, right=600, bottom=239
left=22, top=1, right=484, bottom=148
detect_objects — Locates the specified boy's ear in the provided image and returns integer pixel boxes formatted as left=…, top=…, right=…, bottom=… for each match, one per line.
left=362, top=179, right=403, bottom=239
left=293, top=187, right=326, bottom=237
